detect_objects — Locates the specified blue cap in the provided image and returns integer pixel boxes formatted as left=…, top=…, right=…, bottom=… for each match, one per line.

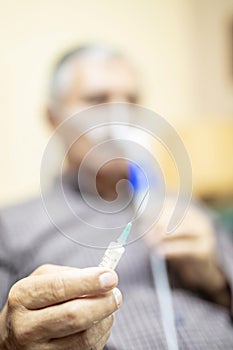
left=128, top=162, right=149, bottom=192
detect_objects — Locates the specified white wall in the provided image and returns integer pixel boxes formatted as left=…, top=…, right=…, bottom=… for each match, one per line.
left=0, top=0, right=233, bottom=205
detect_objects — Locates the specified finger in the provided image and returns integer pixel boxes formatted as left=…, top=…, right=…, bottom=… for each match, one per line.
left=49, top=330, right=111, bottom=350
left=11, top=267, right=118, bottom=309
left=49, top=315, right=113, bottom=349
left=144, top=226, right=206, bottom=251
left=31, top=264, right=79, bottom=276
left=24, top=289, right=121, bottom=340
left=154, top=232, right=200, bottom=245
left=157, top=239, right=210, bottom=259
left=95, top=330, right=111, bottom=350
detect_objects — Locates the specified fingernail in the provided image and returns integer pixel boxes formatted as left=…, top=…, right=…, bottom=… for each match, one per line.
left=99, top=272, right=117, bottom=289
left=113, top=288, right=122, bottom=308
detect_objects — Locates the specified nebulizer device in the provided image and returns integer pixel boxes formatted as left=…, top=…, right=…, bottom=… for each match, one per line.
left=98, top=171, right=148, bottom=270
left=99, top=159, right=179, bottom=350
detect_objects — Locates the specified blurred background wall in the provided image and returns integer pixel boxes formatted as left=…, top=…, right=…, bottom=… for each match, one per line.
left=0, top=0, right=233, bottom=207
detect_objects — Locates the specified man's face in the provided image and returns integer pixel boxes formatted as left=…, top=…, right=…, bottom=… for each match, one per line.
left=48, top=56, right=140, bottom=198
left=55, top=57, right=140, bottom=114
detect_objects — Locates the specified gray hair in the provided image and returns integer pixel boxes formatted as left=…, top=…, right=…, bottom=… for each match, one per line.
left=49, top=44, right=122, bottom=101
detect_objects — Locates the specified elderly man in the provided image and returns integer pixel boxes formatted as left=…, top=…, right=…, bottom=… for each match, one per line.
left=0, top=45, right=232, bottom=349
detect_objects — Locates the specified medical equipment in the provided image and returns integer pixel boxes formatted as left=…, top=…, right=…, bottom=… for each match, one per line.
left=99, top=222, right=132, bottom=269
left=99, top=189, right=149, bottom=270
left=99, top=162, right=179, bottom=349
left=151, top=253, right=179, bottom=350
left=129, top=162, right=179, bottom=350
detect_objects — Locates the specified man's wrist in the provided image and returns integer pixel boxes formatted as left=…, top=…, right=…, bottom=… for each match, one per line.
left=206, top=267, right=231, bottom=307
left=212, top=282, right=231, bottom=308
left=194, top=262, right=231, bottom=308
left=170, top=257, right=231, bottom=308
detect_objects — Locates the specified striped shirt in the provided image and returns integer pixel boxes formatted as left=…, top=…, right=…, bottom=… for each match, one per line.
left=0, top=174, right=233, bottom=349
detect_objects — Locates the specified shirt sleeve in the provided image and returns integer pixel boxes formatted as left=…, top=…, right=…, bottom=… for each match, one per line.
left=0, top=217, right=18, bottom=310
left=215, top=225, right=233, bottom=320
left=191, top=200, right=233, bottom=318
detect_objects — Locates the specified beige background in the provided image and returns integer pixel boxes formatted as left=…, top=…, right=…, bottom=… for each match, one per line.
left=1, top=0, right=233, bottom=206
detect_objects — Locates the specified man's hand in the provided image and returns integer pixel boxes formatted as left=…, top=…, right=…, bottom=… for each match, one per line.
left=144, top=200, right=230, bottom=306
left=0, top=264, right=122, bottom=349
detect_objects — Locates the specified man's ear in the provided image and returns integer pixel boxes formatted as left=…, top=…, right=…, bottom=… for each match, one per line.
left=45, top=101, right=61, bottom=129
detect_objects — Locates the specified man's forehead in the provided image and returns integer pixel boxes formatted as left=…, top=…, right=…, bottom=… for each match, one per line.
left=52, top=54, right=139, bottom=102
left=72, top=56, right=136, bottom=79
left=73, top=59, right=138, bottom=90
